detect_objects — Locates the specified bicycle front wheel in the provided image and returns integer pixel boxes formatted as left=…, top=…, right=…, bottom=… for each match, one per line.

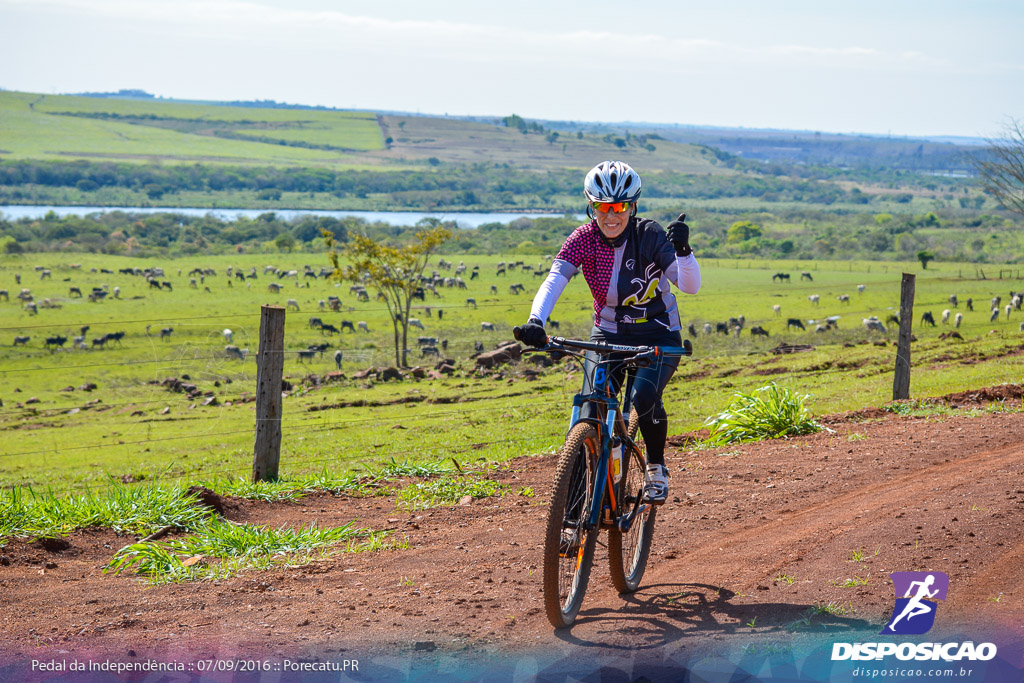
left=608, top=420, right=657, bottom=593
left=543, top=422, right=599, bottom=629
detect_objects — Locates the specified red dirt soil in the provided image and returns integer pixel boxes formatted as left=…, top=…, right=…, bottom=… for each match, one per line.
left=2, top=386, right=1024, bottom=677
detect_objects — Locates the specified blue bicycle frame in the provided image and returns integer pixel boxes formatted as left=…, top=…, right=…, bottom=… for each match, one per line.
left=552, top=337, right=692, bottom=534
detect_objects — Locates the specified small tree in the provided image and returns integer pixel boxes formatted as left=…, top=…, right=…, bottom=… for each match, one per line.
left=917, top=250, right=935, bottom=269
left=974, top=118, right=1024, bottom=217
left=325, top=224, right=451, bottom=367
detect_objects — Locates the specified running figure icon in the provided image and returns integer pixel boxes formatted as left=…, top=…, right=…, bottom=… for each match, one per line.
left=882, top=571, right=949, bottom=635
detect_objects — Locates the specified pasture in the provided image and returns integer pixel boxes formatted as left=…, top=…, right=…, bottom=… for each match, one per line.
left=1, top=250, right=1023, bottom=493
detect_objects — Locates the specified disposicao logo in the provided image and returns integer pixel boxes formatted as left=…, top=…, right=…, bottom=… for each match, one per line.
left=831, top=571, right=998, bottom=663
left=882, top=571, right=948, bottom=635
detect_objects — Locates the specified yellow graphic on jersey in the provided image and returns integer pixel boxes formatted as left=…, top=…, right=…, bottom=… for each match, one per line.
left=622, top=263, right=661, bottom=308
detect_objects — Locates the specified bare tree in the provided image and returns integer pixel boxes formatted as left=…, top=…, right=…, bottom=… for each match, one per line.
left=975, top=118, right=1024, bottom=217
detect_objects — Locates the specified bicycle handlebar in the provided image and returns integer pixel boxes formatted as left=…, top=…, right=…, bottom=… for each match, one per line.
left=512, top=326, right=693, bottom=358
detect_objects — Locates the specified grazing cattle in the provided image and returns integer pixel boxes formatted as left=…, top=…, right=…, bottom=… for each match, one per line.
left=787, top=318, right=806, bottom=331
left=1020, top=322, right=1024, bottom=332
left=91, top=337, right=107, bottom=349
left=772, top=304, right=781, bottom=316
left=466, top=298, right=477, bottom=308
left=703, top=323, right=713, bottom=335
left=886, top=314, right=900, bottom=326
left=104, top=331, right=126, bottom=346
left=327, top=296, right=342, bottom=311
left=863, top=317, right=886, bottom=333
left=358, top=321, right=370, bottom=333
left=420, top=345, right=440, bottom=358
left=69, top=287, right=82, bottom=297
left=966, top=298, right=973, bottom=312
left=1006, top=304, right=1014, bottom=320
left=417, top=336, right=439, bottom=346
left=44, top=335, right=68, bottom=349
left=356, top=290, right=370, bottom=302
left=949, top=294, right=959, bottom=308
left=13, top=336, right=29, bottom=346
left=490, top=285, right=498, bottom=294
left=160, top=327, right=173, bottom=340
left=750, top=326, right=769, bottom=337
left=715, top=322, right=729, bottom=335
left=340, top=320, right=355, bottom=333
left=296, top=349, right=316, bottom=362
left=941, top=309, right=951, bottom=324
left=148, top=279, right=162, bottom=290
left=72, top=335, right=86, bottom=350
left=688, top=323, right=698, bottom=337
left=332, top=349, right=343, bottom=370
left=772, top=272, right=790, bottom=282
left=223, top=329, right=234, bottom=343
left=837, top=294, right=850, bottom=305
left=857, top=284, right=866, bottom=294
left=480, top=322, right=496, bottom=332
left=496, top=267, right=506, bottom=277
left=320, top=323, right=339, bottom=335
left=509, top=283, right=525, bottom=295
left=412, top=287, right=426, bottom=301
left=267, top=283, right=282, bottom=293
left=548, top=319, right=560, bottom=329
left=40, top=269, right=51, bottom=280
left=815, top=325, right=827, bottom=333
left=25, top=302, right=37, bottom=315
left=286, top=299, right=300, bottom=311
left=113, top=286, right=120, bottom=299
left=474, top=341, right=485, bottom=353
left=408, top=318, right=425, bottom=330
left=161, top=282, right=173, bottom=291
left=308, top=342, right=330, bottom=357
left=800, top=272, right=813, bottom=281
left=318, top=299, right=326, bottom=311
left=920, top=311, right=936, bottom=326
left=81, top=325, right=90, bottom=337
left=808, top=294, right=820, bottom=306
left=189, top=278, right=198, bottom=289
left=991, top=296, right=1002, bottom=311
left=1013, top=294, right=1023, bottom=310
left=308, top=317, right=323, bottom=330
left=954, top=313, right=963, bottom=328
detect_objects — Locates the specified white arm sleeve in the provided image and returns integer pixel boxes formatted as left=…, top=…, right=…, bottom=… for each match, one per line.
left=666, top=253, right=701, bottom=294
left=529, top=259, right=576, bottom=324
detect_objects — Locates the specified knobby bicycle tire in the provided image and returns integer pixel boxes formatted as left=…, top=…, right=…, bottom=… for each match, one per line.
left=543, top=422, right=599, bottom=629
left=608, top=411, right=657, bottom=593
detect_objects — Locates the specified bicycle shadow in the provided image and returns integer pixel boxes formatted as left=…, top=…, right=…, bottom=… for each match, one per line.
left=552, top=581, right=876, bottom=650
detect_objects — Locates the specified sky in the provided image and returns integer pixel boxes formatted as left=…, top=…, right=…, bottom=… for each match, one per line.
left=1, top=0, right=1022, bottom=138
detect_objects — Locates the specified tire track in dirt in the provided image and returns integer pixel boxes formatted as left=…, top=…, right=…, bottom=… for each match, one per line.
left=649, top=443, right=1023, bottom=588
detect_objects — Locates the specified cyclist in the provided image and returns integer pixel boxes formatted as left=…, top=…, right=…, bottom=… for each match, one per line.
left=518, top=160, right=701, bottom=504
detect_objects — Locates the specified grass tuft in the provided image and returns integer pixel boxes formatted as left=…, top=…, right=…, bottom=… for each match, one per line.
left=703, top=382, right=822, bottom=445
left=106, top=519, right=386, bottom=583
left=0, top=482, right=213, bottom=539
left=396, top=475, right=508, bottom=510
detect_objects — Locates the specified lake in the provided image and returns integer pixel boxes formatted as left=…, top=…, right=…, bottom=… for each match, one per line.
left=0, top=206, right=582, bottom=229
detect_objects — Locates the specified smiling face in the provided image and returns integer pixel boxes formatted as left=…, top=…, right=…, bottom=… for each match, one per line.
left=593, top=203, right=632, bottom=240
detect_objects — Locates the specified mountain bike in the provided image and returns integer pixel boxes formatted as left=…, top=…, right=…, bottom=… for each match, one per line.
left=512, top=329, right=693, bottom=629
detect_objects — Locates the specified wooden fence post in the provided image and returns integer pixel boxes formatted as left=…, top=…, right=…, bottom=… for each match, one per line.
left=252, top=305, right=285, bottom=482
left=892, top=273, right=915, bottom=401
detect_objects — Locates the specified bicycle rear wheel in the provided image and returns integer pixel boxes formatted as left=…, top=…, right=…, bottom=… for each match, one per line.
left=543, top=422, right=599, bottom=629
left=608, top=416, right=657, bottom=593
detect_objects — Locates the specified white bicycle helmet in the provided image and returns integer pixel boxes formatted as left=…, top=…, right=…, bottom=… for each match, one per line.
left=583, top=160, right=642, bottom=203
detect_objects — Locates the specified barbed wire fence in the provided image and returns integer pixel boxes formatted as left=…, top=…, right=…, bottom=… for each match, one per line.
left=1, top=269, right=1022, bottom=496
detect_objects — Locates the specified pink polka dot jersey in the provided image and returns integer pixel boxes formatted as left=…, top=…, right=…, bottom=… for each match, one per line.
left=555, top=220, right=616, bottom=323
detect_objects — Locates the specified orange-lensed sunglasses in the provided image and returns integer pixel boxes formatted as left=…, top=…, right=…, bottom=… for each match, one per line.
left=591, top=201, right=632, bottom=214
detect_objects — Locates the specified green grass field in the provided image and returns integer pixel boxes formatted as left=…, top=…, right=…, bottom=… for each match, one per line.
left=1, top=250, right=1022, bottom=494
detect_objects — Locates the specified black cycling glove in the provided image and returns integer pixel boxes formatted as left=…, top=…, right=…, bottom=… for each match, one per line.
left=517, top=319, right=548, bottom=348
left=665, top=213, right=692, bottom=257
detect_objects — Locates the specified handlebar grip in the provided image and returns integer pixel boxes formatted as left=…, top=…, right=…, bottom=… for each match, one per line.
left=684, top=338, right=693, bottom=355
left=512, top=326, right=524, bottom=342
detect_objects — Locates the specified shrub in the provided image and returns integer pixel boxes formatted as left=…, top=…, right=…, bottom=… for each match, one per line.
left=703, top=382, right=822, bottom=445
